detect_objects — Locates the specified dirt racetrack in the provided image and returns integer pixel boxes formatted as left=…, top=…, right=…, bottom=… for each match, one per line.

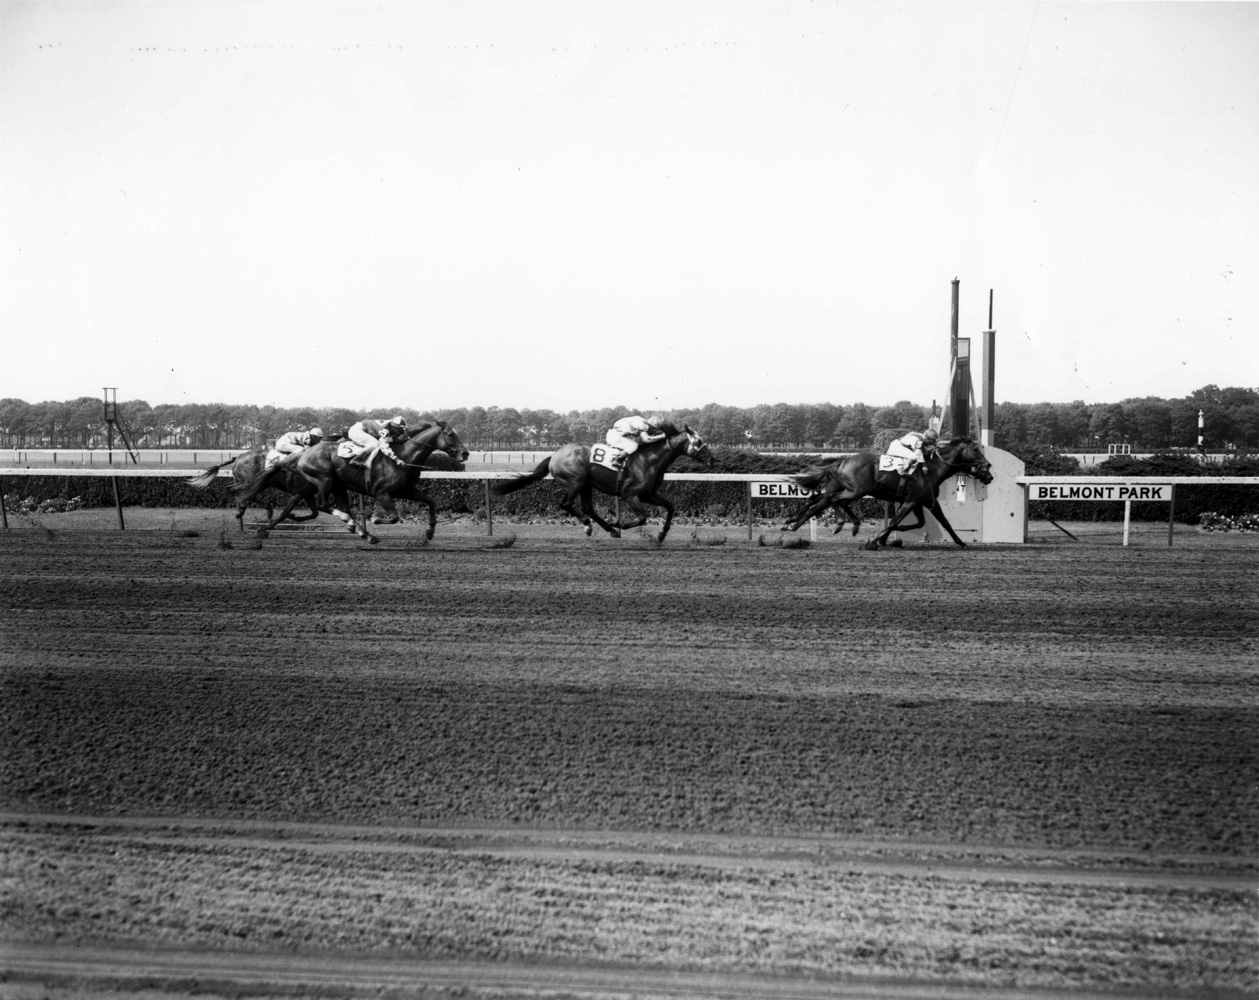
left=2, top=512, right=1257, bottom=998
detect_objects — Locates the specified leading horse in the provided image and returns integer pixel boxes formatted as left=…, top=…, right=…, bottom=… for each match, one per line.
left=782, top=437, right=993, bottom=549
left=492, top=422, right=710, bottom=543
left=234, top=421, right=468, bottom=544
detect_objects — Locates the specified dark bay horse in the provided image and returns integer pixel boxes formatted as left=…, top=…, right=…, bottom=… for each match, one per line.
left=187, top=446, right=323, bottom=530
left=492, top=422, right=710, bottom=543
left=234, top=421, right=468, bottom=543
left=782, top=437, right=993, bottom=549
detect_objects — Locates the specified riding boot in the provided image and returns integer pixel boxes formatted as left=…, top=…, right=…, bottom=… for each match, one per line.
left=614, top=463, right=625, bottom=498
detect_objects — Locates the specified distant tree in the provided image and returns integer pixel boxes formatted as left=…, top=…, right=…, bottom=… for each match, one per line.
left=833, top=403, right=872, bottom=449
left=0, top=398, right=32, bottom=447
left=992, top=402, right=1026, bottom=448
left=1024, top=403, right=1060, bottom=447
left=1122, top=397, right=1172, bottom=450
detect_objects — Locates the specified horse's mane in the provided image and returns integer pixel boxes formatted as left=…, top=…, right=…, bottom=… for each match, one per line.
left=405, top=420, right=443, bottom=438
left=654, top=420, right=684, bottom=438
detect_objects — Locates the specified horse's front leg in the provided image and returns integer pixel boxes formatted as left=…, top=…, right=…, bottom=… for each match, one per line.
left=864, top=501, right=918, bottom=550
left=614, top=496, right=651, bottom=531
left=636, top=490, right=675, bottom=543
left=926, top=500, right=968, bottom=547
left=370, top=495, right=403, bottom=526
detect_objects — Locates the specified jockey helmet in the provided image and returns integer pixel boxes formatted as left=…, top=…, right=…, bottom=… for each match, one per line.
left=922, top=428, right=939, bottom=443
left=387, top=415, right=407, bottom=430
left=309, top=427, right=324, bottom=439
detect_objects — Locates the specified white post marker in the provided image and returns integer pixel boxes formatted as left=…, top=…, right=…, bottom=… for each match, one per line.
left=1123, top=500, right=1131, bottom=547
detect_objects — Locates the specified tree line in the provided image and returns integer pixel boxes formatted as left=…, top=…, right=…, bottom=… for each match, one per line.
left=1, top=385, right=1255, bottom=452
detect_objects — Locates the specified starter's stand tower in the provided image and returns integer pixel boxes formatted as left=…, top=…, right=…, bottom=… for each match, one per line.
left=103, top=388, right=140, bottom=465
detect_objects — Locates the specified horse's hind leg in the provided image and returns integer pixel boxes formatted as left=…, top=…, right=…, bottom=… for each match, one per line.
left=782, top=493, right=833, bottom=532
left=577, top=485, right=621, bottom=538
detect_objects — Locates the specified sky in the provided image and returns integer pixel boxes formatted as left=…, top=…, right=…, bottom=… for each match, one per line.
left=1, top=1, right=1255, bottom=413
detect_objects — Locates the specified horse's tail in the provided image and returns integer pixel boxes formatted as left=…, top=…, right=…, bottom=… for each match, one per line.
left=187, top=455, right=241, bottom=490
left=791, top=463, right=835, bottom=493
left=491, top=457, right=551, bottom=496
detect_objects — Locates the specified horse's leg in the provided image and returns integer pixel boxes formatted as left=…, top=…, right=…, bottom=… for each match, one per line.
left=636, top=490, right=675, bottom=543
left=265, top=494, right=307, bottom=530
left=370, top=495, right=403, bottom=526
left=324, top=484, right=378, bottom=543
left=782, top=492, right=835, bottom=532
left=925, top=500, right=969, bottom=548
left=390, top=487, right=437, bottom=539
left=834, top=500, right=861, bottom=536
left=615, top=496, right=651, bottom=531
left=578, top=484, right=621, bottom=538
left=864, top=502, right=920, bottom=550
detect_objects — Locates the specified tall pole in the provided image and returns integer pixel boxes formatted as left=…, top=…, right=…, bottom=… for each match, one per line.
left=981, top=290, right=996, bottom=447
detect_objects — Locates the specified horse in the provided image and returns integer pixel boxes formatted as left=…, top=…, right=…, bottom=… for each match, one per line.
left=492, top=422, right=710, bottom=543
left=781, top=437, right=993, bottom=549
left=187, top=446, right=324, bottom=531
left=234, top=420, right=469, bottom=544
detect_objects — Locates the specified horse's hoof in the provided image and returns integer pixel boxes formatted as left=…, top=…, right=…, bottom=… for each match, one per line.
left=367, top=536, right=380, bottom=545
left=584, top=524, right=593, bottom=538
left=851, top=524, right=859, bottom=537
left=425, top=530, right=435, bottom=541
left=888, top=539, right=903, bottom=548
left=863, top=540, right=879, bottom=551
left=610, top=528, right=621, bottom=539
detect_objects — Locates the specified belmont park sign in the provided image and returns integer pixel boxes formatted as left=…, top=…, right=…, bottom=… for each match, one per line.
left=1029, top=482, right=1172, bottom=502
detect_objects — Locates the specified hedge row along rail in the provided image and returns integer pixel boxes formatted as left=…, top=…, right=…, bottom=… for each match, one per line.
left=2, top=468, right=1256, bottom=546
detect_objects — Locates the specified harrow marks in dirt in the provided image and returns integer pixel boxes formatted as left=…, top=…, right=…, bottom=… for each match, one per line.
left=1, top=527, right=1256, bottom=995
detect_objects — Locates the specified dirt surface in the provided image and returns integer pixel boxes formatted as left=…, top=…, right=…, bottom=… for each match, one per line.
left=1, top=513, right=1257, bottom=997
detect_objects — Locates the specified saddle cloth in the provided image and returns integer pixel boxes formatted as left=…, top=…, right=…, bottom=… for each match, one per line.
left=337, top=441, right=364, bottom=460
left=878, top=454, right=911, bottom=475
left=589, top=443, right=625, bottom=471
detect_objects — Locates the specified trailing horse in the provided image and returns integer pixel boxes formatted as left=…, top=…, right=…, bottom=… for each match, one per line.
left=782, top=437, right=993, bottom=549
left=492, top=422, right=710, bottom=543
left=233, top=421, right=468, bottom=544
left=187, top=446, right=323, bottom=531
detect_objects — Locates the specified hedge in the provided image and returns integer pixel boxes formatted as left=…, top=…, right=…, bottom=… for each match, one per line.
left=4, top=449, right=1254, bottom=525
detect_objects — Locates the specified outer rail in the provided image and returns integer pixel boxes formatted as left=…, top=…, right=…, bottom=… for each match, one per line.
left=0, top=467, right=802, bottom=537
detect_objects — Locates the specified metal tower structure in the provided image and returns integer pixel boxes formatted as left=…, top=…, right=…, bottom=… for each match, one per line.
left=103, top=388, right=140, bottom=464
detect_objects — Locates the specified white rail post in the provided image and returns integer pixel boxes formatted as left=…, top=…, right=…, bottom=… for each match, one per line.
left=1122, top=499, right=1131, bottom=546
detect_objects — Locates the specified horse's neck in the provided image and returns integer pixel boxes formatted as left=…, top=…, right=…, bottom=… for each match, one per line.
left=397, top=433, right=437, bottom=464
left=926, top=448, right=964, bottom=481
left=637, top=433, right=687, bottom=476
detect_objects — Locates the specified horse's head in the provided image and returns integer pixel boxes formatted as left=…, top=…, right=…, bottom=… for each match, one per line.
left=431, top=420, right=469, bottom=463
left=683, top=425, right=712, bottom=463
left=941, top=437, right=993, bottom=485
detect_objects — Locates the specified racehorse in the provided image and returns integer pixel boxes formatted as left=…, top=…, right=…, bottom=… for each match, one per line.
left=234, top=421, right=469, bottom=544
left=187, top=446, right=324, bottom=530
left=492, top=422, right=710, bottom=543
left=781, top=437, right=993, bottom=549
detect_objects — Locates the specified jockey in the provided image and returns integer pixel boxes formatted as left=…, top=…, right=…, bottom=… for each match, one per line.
left=347, top=415, right=408, bottom=467
left=886, top=427, right=939, bottom=479
left=604, top=415, right=666, bottom=468
left=265, top=427, right=323, bottom=468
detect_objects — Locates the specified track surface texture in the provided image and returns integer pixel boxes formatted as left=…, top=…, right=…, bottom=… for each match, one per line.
left=2, top=516, right=1257, bottom=999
